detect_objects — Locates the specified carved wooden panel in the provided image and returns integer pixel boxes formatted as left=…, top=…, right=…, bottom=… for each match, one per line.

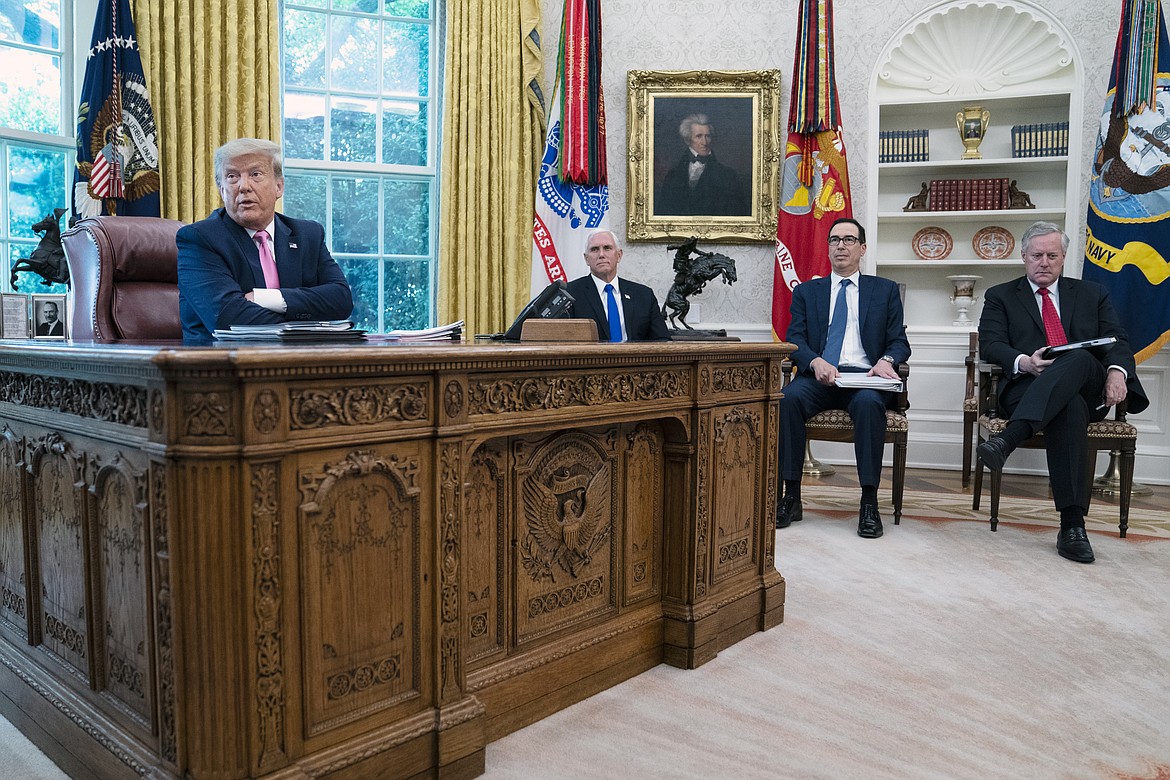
left=32, top=436, right=90, bottom=677
left=297, top=447, right=426, bottom=735
left=711, top=405, right=763, bottom=583
left=92, top=456, right=152, bottom=726
left=622, top=423, right=663, bottom=605
left=0, top=430, right=26, bottom=636
left=464, top=442, right=506, bottom=664
left=513, top=431, right=617, bottom=646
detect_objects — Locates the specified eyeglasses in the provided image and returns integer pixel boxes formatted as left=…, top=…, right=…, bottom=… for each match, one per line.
left=828, top=235, right=860, bottom=246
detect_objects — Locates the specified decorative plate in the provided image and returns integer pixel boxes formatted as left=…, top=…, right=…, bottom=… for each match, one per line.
left=972, top=226, right=1015, bottom=259
left=911, top=226, right=953, bottom=260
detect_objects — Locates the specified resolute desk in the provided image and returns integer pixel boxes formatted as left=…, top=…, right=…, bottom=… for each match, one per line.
left=0, top=339, right=789, bottom=778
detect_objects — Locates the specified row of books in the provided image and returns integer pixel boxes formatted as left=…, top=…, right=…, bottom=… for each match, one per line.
left=929, top=177, right=1011, bottom=211
left=1011, top=122, right=1069, bottom=158
left=878, top=129, right=930, bottom=163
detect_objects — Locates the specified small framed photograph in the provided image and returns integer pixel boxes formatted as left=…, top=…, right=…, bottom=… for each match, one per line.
left=626, top=69, right=782, bottom=243
left=31, top=294, right=67, bottom=340
left=2, top=293, right=30, bottom=338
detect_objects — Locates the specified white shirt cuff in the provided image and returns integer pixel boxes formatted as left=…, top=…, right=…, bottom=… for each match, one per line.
left=252, top=288, right=287, bottom=313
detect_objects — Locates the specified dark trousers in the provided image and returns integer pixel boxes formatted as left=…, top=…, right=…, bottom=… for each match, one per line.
left=999, top=349, right=1108, bottom=512
left=780, top=374, right=890, bottom=488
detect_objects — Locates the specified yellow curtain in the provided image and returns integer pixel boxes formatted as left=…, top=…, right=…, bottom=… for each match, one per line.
left=133, top=0, right=281, bottom=224
left=438, top=0, right=545, bottom=336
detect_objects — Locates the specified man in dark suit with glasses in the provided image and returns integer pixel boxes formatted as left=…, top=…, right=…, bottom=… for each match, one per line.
left=776, top=218, right=911, bottom=539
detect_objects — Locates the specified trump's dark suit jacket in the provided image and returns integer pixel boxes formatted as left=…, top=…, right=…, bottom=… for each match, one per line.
left=786, top=274, right=911, bottom=374
left=177, top=209, right=353, bottom=340
left=979, top=275, right=1148, bottom=415
left=566, top=275, right=671, bottom=342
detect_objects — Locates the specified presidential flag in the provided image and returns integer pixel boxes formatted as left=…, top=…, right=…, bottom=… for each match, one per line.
left=1083, top=0, right=1170, bottom=363
left=72, top=0, right=160, bottom=220
left=531, top=0, right=609, bottom=296
left=772, top=0, right=852, bottom=340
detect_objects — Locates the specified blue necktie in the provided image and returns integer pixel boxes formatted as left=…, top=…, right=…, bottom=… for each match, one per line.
left=604, top=283, right=623, bottom=342
left=822, top=279, right=851, bottom=367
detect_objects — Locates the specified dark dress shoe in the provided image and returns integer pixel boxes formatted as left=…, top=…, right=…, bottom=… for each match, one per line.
left=976, top=436, right=1013, bottom=471
left=1057, top=527, right=1095, bottom=563
left=857, top=503, right=883, bottom=538
left=776, top=495, right=803, bottom=529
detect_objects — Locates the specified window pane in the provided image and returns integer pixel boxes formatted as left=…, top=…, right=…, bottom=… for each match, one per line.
left=384, top=0, right=429, bottom=20
left=0, top=48, right=60, bottom=134
left=382, top=100, right=426, bottom=166
left=331, top=97, right=377, bottom=162
left=0, top=1, right=60, bottom=47
left=283, top=173, right=328, bottom=227
left=383, top=259, right=428, bottom=329
left=283, top=9, right=326, bottom=89
left=8, top=145, right=66, bottom=238
left=383, top=21, right=428, bottom=97
left=284, top=92, right=326, bottom=160
left=337, top=257, right=379, bottom=331
left=333, top=0, right=379, bottom=13
left=383, top=180, right=428, bottom=255
left=330, top=16, right=379, bottom=93
left=331, top=177, right=379, bottom=253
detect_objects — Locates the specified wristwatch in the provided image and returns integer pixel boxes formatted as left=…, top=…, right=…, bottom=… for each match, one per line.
left=880, top=355, right=896, bottom=364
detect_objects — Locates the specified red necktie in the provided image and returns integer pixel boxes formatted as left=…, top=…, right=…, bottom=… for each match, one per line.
left=1038, top=287, right=1067, bottom=346
left=254, top=230, right=281, bottom=289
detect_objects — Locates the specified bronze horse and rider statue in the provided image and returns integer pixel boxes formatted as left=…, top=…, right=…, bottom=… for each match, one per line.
left=662, top=237, right=737, bottom=330
left=10, top=209, right=70, bottom=290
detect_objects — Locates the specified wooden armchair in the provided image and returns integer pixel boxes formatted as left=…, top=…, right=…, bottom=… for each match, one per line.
left=961, top=331, right=980, bottom=488
left=781, top=359, right=911, bottom=524
left=971, top=341, right=1138, bottom=536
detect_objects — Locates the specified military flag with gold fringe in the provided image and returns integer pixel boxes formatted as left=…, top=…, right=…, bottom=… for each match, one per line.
left=531, top=0, right=610, bottom=296
left=1084, top=0, right=1170, bottom=362
left=772, top=0, right=852, bottom=340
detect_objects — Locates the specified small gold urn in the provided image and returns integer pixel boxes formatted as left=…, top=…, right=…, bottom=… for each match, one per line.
left=956, top=106, right=990, bottom=159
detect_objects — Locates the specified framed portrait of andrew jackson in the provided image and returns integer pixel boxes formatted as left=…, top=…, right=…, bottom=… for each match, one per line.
left=627, top=69, right=781, bottom=243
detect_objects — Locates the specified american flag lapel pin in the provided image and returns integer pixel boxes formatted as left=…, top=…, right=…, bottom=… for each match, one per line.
left=624, top=293, right=631, bottom=300
left=289, top=242, right=298, bottom=249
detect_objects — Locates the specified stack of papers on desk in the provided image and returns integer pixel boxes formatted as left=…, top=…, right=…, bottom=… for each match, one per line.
left=387, top=321, right=463, bottom=341
left=213, top=320, right=367, bottom=342
left=834, top=374, right=904, bottom=392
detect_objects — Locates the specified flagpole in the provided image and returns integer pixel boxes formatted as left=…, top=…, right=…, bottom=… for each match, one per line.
left=802, top=443, right=835, bottom=477
left=1093, top=452, right=1153, bottom=496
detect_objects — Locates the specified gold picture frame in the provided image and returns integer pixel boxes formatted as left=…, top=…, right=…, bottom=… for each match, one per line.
left=627, top=69, right=781, bottom=243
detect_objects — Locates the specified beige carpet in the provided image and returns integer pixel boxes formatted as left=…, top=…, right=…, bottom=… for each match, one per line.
left=802, top=484, right=1170, bottom=539
left=3, top=494, right=1169, bottom=779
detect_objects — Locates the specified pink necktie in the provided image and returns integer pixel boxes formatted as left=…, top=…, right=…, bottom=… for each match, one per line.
left=1038, top=287, right=1067, bottom=346
left=254, top=230, right=280, bottom=289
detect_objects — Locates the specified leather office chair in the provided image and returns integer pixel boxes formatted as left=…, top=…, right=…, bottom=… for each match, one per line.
left=971, top=334, right=1138, bottom=537
left=62, top=216, right=185, bottom=341
left=781, top=359, right=911, bottom=524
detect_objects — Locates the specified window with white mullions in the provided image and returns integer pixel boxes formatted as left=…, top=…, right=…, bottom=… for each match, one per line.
left=282, top=0, right=438, bottom=332
left=0, top=0, right=73, bottom=294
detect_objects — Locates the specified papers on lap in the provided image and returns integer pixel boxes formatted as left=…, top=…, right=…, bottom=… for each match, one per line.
left=834, top=374, right=904, bottom=392
left=1041, top=336, right=1117, bottom=359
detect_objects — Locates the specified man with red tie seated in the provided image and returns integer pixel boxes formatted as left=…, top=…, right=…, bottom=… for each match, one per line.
left=177, top=138, right=353, bottom=340
left=776, top=218, right=910, bottom=539
left=977, top=221, right=1148, bottom=564
left=565, top=229, right=670, bottom=342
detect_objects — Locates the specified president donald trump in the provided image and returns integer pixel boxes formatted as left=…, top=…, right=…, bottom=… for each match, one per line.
left=177, top=138, right=353, bottom=340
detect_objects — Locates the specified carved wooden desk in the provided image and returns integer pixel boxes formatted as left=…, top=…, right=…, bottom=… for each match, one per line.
left=0, top=340, right=789, bottom=779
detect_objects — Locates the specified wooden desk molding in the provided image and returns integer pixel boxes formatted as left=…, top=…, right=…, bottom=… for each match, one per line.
left=0, top=340, right=790, bottom=779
